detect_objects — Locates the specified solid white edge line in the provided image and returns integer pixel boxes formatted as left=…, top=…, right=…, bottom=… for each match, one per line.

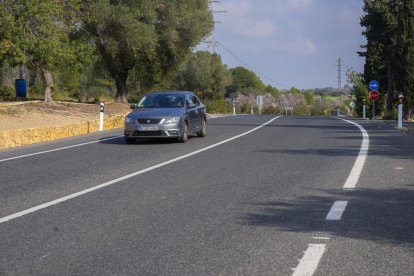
left=325, top=201, right=348, bottom=220
left=0, top=116, right=236, bottom=163
left=0, top=136, right=123, bottom=163
left=0, top=116, right=282, bottom=224
left=337, top=118, right=369, bottom=190
left=292, top=244, right=326, bottom=276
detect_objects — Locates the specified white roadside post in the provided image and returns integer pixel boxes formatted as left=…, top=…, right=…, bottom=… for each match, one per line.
left=232, top=101, right=236, bottom=115
left=285, top=107, right=288, bottom=115
left=362, top=99, right=366, bottom=119
left=398, top=93, right=404, bottom=129
left=290, top=106, right=294, bottom=115
left=99, top=102, right=104, bottom=131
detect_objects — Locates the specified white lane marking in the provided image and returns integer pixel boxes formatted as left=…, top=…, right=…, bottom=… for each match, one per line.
left=292, top=244, right=326, bottom=276
left=0, top=136, right=123, bottom=163
left=338, top=119, right=369, bottom=189
left=312, top=237, right=330, bottom=240
left=0, top=117, right=226, bottom=163
left=0, top=116, right=282, bottom=224
left=325, top=201, right=348, bottom=220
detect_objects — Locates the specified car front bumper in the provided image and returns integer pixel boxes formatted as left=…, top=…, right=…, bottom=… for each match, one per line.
left=124, top=121, right=182, bottom=138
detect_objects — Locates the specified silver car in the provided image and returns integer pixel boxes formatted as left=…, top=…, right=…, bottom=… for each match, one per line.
left=124, top=91, right=207, bottom=143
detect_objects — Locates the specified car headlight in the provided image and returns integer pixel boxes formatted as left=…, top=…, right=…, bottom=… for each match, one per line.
left=163, top=116, right=180, bottom=124
left=125, top=117, right=135, bottom=124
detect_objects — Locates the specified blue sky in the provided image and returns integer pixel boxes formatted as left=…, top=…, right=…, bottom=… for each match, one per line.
left=197, top=0, right=366, bottom=90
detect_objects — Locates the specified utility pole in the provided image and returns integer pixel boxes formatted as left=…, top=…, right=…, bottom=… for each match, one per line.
left=207, top=1, right=226, bottom=53
left=336, top=57, right=342, bottom=102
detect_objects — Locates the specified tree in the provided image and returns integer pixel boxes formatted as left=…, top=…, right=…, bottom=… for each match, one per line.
left=360, top=0, right=398, bottom=114
left=360, top=0, right=414, bottom=115
left=226, top=67, right=266, bottom=97
left=347, top=68, right=369, bottom=117
left=397, top=0, right=414, bottom=115
left=78, top=0, right=213, bottom=103
left=174, top=51, right=232, bottom=100
left=0, top=0, right=81, bottom=102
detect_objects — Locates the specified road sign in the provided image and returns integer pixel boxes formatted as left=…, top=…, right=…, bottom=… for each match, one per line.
left=369, top=90, right=379, bottom=101
left=369, top=80, right=379, bottom=91
left=349, top=101, right=355, bottom=108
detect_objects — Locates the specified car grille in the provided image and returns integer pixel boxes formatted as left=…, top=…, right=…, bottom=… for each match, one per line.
left=132, top=131, right=166, bottom=137
left=137, top=118, right=162, bottom=124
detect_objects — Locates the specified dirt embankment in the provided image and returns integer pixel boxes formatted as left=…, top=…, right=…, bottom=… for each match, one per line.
left=0, top=101, right=131, bottom=132
left=0, top=101, right=132, bottom=149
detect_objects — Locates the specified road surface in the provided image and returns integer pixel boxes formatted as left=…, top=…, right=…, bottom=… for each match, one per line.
left=0, top=115, right=413, bottom=275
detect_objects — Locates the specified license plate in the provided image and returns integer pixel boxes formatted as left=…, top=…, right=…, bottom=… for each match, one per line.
left=140, top=126, right=158, bottom=131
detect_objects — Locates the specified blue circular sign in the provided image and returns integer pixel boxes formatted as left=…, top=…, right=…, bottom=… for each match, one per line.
left=369, top=80, right=379, bottom=91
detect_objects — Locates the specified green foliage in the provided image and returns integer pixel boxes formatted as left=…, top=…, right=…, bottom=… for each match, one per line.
left=0, top=86, right=14, bottom=99
left=205, top=99, right=229, bottom=114
left=0, top=0, right=84, bottom=102
left=174, top=51, right=232, bottom=100
left=27, top=84, right=45, bottom=99
left=79, top=0, right=214, bottom=102
left=360, top=0, right=414, bottom=115
left=383, top=109, right=398, bottom=120
left=304, top=91, right=315, bottom=105
left=347, top=68, right=369, bottom=117
left=226, top=67, right=266, bottom=97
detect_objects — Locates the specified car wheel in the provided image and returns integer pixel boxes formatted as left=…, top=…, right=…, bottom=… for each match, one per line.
left=125, top=137, right=136, bottom=144
left=197, top=118, right=206, bottom=137
left=178, top=122, right=189, bottom=143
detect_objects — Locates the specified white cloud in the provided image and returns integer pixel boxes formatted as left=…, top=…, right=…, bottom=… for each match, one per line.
left=215, top=0, right=317, bottom=56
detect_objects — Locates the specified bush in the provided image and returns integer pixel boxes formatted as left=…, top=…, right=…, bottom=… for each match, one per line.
left=310, top=106, right=325, bottom=116
left=27, top=84, right=45, bottom=100
left=262, top=106, right=280, bottom=114
left=0, top=86, right=14, bottom=98
left=205, top=99, right=229, bottom=114
left=383, top=109, right=398, bottom=120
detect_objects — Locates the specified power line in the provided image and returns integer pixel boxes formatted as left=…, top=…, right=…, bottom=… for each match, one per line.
left=217, top=42, right=292, bottom=89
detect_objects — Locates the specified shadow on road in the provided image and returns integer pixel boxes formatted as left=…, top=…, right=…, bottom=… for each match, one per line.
left=238, top=188, right=414, bottom=247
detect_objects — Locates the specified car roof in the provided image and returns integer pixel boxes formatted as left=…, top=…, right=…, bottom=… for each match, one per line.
left=145, top=91, right=194, bottom=96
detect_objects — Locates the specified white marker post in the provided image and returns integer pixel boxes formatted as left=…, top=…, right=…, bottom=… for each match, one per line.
left=362, top=99, right=366, bottom=119
left=99, top=102, right=104, bottom=131
left=232, top=102, right=236, bottom=115
left=398, top=93, right=404, bottom=129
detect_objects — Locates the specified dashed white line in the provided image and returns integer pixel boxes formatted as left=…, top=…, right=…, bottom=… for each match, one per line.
left=325, top=201, right=348, bottom=220
left=292, top=244, right=326, bottom=276
left=0, top=116, right=282, bottom=224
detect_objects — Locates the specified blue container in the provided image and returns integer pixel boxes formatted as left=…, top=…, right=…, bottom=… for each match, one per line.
left=15, top=79, right=27, bottom=98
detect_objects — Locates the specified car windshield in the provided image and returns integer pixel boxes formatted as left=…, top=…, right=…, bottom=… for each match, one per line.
left=137, top=94, right=185, bottom=108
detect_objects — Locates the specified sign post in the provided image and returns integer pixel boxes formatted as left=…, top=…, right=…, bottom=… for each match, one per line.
left=369, top=91, right=379, bottom=119
left=349, top=101, right=355, bottom=115
left=368, top=80, right=380, bottom=119
left=257, top=95, right=264, bottom=115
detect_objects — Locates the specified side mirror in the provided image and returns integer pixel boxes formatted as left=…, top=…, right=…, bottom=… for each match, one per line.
left=130, top=104, right=137, bottom=109
left=188, top=103, right=196, bottom=109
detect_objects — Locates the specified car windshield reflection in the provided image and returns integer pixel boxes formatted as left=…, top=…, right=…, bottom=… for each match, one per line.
left=138, top=94, right=184, bottom=108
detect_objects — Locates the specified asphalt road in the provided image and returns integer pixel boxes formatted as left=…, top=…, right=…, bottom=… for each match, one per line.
left=0, top=115, right=413, bottom=275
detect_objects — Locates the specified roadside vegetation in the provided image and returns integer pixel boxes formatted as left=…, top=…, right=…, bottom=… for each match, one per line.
left=357, top=0, right=414, bottom=119
left=5, top=1, right=413, bottom=118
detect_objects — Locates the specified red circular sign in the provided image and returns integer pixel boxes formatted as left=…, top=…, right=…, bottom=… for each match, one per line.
left=369, top=90, right=379, bottom=101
